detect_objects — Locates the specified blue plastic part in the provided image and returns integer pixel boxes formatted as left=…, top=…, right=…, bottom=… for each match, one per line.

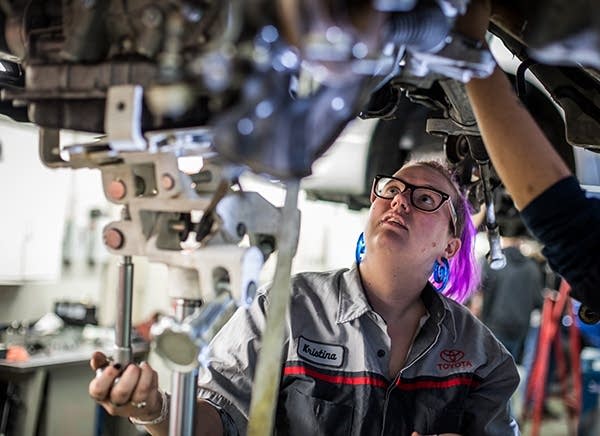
left=432, top=257, right=450, bottom=292
left=355, top=232, right=366, bottom=264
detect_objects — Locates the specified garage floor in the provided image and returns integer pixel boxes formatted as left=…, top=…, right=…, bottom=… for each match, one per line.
left=513, top=365, right=599, bottom=436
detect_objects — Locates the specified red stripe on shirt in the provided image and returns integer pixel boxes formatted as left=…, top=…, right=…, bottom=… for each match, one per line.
left=283, top=365, right=388, bottom=388
left=395, top=376, right=480, bottom=390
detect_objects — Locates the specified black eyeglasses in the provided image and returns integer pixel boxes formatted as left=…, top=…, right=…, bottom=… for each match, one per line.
left=372, top=174, right=458, bottom=235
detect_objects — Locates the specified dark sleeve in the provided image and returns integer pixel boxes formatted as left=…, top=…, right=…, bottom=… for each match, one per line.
left=462, top=353, right=520, bottom=435
left=479, top=263, right=495, bottom=322
left=521, top=176, right=600, bottom=311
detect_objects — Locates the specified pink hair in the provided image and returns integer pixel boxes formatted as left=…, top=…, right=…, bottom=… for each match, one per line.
left=412, top=161, right=481, bottom=303
left=440, top=193, right=480, bottom=303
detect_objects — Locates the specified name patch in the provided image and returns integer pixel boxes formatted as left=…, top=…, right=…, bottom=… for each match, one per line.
left=297, top=336, right=345, bottom=368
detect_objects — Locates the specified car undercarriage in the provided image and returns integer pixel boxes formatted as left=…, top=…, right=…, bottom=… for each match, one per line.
left=0, top=1, right=599, bottom=434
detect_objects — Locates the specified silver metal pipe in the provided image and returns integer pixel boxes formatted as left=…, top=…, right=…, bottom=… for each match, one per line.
left=478, top=164, right=506, bottom=270
left=114, top=255, right=134, bottom=365
left=247, top=180, right=300, bottom=436
left=152, top=293, right=236, bottom=372
left=169, top=299, right=201, bottom=436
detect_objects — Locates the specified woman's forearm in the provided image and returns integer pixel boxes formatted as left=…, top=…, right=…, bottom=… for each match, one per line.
left=142, top=399, right=223, bottom=436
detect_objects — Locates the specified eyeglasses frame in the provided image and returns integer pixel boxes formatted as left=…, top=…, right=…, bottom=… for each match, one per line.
left=372, top=174, right=458, bottom=236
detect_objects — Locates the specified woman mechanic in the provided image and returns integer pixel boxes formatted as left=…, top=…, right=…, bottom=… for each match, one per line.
left=89, top=160, right=520, bottom=435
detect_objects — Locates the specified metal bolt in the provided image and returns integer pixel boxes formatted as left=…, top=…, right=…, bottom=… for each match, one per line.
left=236, top=223, right=247, bottom=238
left=104, top=228, right=125, bottom=249
left=121, top=38, right=133, bottom=51
left=107, top=180, right=127, bottom=200
left=142, top=6, right=164, bottom=28
left=579, top=305, right=600, bottom=324
left=181, top=4, right=202, bottom=22
left=161, top=173, right=175, bottom=190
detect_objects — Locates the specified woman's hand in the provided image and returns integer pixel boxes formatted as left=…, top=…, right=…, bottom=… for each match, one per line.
left=88, top=351, right=163, bottom=422
left=454, top=0, right=492, bottom=42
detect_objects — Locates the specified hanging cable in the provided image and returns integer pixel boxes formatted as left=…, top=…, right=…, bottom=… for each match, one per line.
left=515, top=58, right=537, bottom=100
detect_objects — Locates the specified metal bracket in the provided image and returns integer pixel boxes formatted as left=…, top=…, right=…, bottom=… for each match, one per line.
left=105, top=85, right=147, bottom=151
left=426, top=117, right=479, bottom=136
left=38, top=128, right=70, bottom=168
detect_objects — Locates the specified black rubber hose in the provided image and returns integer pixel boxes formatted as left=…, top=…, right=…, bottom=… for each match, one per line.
left=388, top=5, right=451, bottom=52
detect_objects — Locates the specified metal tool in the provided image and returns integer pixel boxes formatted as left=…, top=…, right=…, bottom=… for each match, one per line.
left=427, top=80, right=506, bottom=270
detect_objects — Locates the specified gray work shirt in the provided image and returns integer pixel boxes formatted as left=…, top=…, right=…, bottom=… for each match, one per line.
left=198, top=266, right=520, bottom=435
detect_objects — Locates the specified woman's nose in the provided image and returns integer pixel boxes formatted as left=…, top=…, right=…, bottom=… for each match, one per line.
left=390, top=190, right=411, bottom=211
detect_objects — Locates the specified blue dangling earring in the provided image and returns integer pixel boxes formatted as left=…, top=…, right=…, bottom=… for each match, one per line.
left=355, top=232, right=366, bottom=264
left=432, top=257, right=450, bottom=292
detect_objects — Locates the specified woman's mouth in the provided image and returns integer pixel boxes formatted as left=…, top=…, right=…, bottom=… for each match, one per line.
left=381, top=216, right=408, bottom=231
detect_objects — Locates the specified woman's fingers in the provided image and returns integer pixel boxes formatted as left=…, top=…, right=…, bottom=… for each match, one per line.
left=89, top=362, right=123, bottom=402
left=131, top=362, right=157, bottom=403
left=129, top=362, right=163, bottom=419
left=90, top=351, right=110, bottom=371
left=108, top=363, right=141, bottom=406
left=89, top=358, right=163, bottom=419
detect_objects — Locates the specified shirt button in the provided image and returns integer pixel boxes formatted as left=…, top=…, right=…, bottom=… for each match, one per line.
left=377, top=349, right=386, bottom=358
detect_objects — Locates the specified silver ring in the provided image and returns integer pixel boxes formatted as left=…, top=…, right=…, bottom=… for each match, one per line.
left=130, top=400, right=147, bottom=409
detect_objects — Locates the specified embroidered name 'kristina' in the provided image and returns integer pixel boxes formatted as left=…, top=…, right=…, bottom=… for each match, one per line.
left=303, top=344, right=338, bottom=360
left=297, top=336, right=345, bottom=368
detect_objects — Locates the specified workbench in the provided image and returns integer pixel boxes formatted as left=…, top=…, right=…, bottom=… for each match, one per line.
left=0, top=343, right=148, bottom=436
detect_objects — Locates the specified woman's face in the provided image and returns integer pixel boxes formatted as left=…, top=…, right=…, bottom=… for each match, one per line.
left=364, top=164, right=461, bottom=264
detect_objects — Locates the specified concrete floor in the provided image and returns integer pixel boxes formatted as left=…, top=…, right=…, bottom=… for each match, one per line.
left=512, top=365, right=600, bottom=436
left=516, top=399, right=575, bottom=436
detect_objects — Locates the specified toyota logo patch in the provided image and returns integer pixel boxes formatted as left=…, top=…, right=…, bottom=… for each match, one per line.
left=440, top=349, right=465, bottom=363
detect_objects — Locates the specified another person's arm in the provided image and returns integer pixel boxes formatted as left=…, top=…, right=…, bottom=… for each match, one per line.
left=459, top=1, right=600, bottom=312
left=465, top=67, right=571, bottom=210
left=459, top=0, right=571, bottom=210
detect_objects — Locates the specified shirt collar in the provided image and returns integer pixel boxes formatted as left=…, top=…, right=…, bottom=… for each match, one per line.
left=336, top=264, right=458, bottom=340
left=422, top=282, right=458, bottom=341
left=336, top=265, right=373, bottom=324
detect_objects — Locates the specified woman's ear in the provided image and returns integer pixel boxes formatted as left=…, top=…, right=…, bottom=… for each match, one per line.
left=445, top=237, right=462, bottom=259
